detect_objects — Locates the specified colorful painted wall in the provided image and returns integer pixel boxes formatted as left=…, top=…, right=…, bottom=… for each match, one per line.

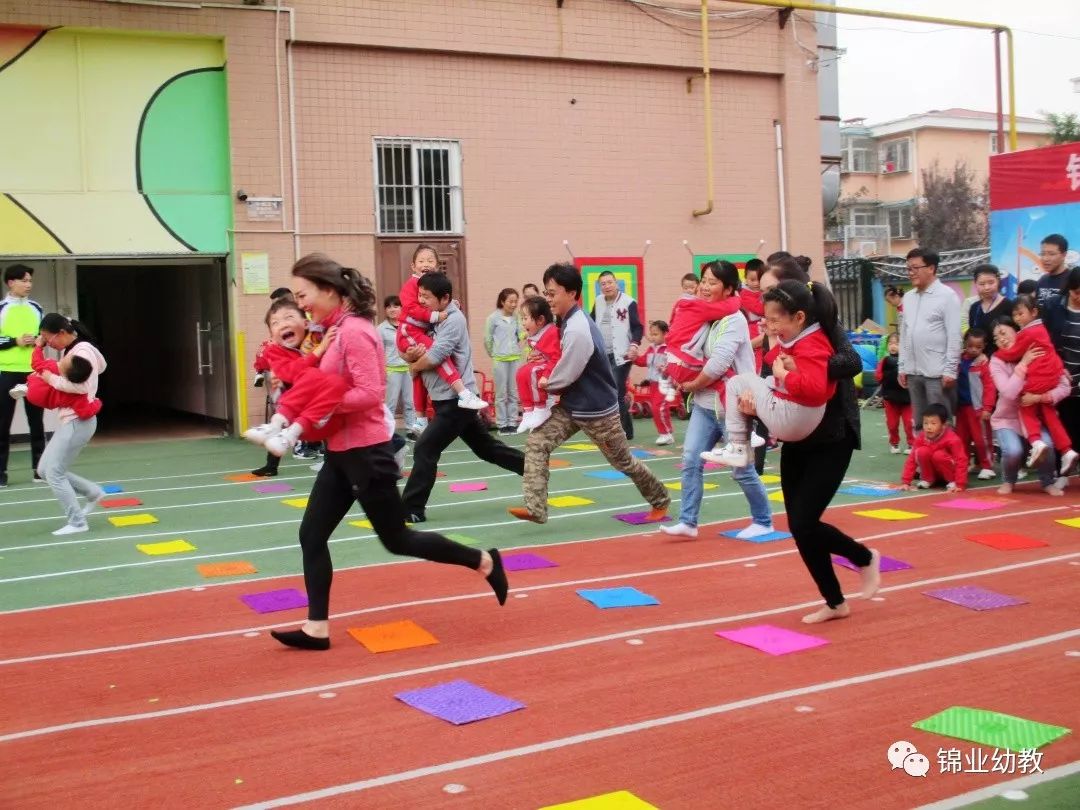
left=0, top=26, right=231, bottom=255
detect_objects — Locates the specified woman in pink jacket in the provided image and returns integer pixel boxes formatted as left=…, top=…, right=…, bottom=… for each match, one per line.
left=270, top=254, right=508, bottom=651
left=989, top=318, right=1070, bottom=496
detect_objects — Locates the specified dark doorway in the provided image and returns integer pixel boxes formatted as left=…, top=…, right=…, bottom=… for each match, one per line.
left=75, top=259, right=233, bottom=440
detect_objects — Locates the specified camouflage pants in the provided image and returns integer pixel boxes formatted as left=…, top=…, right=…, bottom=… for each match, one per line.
left=523, top=405, right=670, bottom=522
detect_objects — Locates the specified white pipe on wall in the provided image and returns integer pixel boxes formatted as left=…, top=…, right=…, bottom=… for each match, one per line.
left=774, top=119, right=788, bottom=252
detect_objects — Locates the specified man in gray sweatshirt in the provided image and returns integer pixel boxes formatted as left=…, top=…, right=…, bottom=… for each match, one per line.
left=899, top=247, right=961, bottom=425
left=508, top=263, right=670, bottom=524
left=401, top=273, right=524, bottom=522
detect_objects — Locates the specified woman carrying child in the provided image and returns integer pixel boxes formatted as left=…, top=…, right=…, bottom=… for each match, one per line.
left=741, top=260, right=879, bottom=624
left=990, top=318, right=1070, bottom=496
left=270, top=254, right=508, bottom=651
left=33, top=314, right=107, bottom=536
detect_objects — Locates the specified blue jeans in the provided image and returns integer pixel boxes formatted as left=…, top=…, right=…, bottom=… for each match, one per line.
left=996, top=426, right=1056, bottom=487
left=679, top=404, right=772, bottom=528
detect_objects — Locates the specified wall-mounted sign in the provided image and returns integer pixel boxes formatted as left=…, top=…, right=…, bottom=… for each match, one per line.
left=245, top=197, right=283, bottom=222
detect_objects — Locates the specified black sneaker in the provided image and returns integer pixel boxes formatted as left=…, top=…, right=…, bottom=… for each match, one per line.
left=0, top=472, right=7, bottom=488
left=406, top=512, right=426, bottom=524
left=251, top=465, right=278, bottom=477
left=33, top=472, right=46, bottom=484
left=498, top=427, right=515, bottom=436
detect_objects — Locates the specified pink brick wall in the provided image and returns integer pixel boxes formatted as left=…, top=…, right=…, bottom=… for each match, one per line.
left=4, top=0, right=824, bottom=429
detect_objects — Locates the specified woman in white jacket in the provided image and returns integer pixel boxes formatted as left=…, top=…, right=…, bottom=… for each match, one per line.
left=36, top=313, right=107, bottom=535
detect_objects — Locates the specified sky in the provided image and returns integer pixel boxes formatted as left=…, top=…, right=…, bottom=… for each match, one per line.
left=828, top=0, right=1079, bottom=124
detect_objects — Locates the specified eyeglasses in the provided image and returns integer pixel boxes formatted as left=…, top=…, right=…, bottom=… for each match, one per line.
left=906, top=265, right=931, bottom=271
left=542, top=291, right=556, bottom=298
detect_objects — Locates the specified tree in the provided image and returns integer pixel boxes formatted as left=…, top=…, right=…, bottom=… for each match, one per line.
left=1043, top=111, right=1080, bottom=145
left=911, top=160, right=987, bottom=251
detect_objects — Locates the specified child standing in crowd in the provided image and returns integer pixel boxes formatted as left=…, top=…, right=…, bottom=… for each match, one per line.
left=885, top=285, right=904, bottom=332
left=243, top=299, right=344, bottom=457
left=967, top=265, right=1012, bottom=354
left=485, top=288, right=524, bottom=435
left=396, top=244, right=487, bottom=413
left=634, top=320, right=675, bottom=445
left=379, top=295, right=421, bottom=439
left=900, top=403, right=967, bottom=491
left=10, top=344, right=101, bottom=420
left=875, top=332, right=913, bottom=454
left=705, top=280, right=837, bottom=468
left=955, top=328, right=997, bottom=479
left=515, top=295, right=561, bottom=433
left=994, top=295, right=1079, bottom=473
left=741, top=258, right=766, bottom=370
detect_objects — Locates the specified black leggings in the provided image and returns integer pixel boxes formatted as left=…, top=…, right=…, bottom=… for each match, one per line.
left=780, top=430, right=872, bottom=608
left=298, top=442, right=482, bottom=620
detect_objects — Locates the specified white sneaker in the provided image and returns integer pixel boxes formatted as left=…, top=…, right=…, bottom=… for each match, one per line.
left=916, top=480, right=931, bottom=489
left=701, top=442, right=749, bottom=468
left=81, top=492, right=106, bottom=520
left=1026, top=440, right=1049, bottom=468
left=516, top=411, right=538, bottom=434
left=659, top=522, right=698, bottom=538
left=977, top=468, right=996, bottom=480
left=889, top=445, right=902, bottom=455
left=530, top=407, right=553, bottom=430
left=53, top=523, right=88, bottom=536
left=457, top=389, right=488, bottom=410
left=8, top=383, right=27, bottom=400
left=1060, top=449, right=1078, bottom=476
left=904, top=447, right=912, bottom=455
left=655, top=433, right=675, bottom=446
left=1054, top=475, right=1068, bottom=491
left=750, top=432, right=766, bottom=449
left=243, top=422, right=282, bottom=446
left=266, top=424, right=303, bottom=458
left=734, top=523, right=774, bottom=539
left=1017, top=468, right=1028, bottom=480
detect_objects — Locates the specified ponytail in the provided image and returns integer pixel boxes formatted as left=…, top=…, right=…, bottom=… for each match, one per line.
left=291, top=253, right=376, bottom=321
left=39, top=313, right=97, bottom=345
left=762, top=279, right=838, bottom=331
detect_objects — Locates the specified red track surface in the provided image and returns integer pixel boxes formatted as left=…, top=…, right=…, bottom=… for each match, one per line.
left=3, top=489, right=1079, bottom=809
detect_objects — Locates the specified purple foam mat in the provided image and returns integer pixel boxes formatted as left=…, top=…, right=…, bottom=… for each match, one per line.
left=832, top=554, right=912, bottom=573
left=240, top=588, right=308, bottom=613
left=395, top=679, right=525, bottom=725
left=923, top=585, right=1028, bottom=611
left=614, top=511, right=672, bottom=525
left=501, top=552, right=558, bottom=571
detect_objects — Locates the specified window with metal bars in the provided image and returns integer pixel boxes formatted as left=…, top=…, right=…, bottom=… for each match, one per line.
left=373, top=138, right=463, bottom=235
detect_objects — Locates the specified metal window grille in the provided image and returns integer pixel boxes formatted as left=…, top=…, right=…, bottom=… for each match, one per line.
left=374, top=138, right=463, bottom=235
left=880, top=139, right=911, bottom=173
left=887, top=206, right=913, bottom=239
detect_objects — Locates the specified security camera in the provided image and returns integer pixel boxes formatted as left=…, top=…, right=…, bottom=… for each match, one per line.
left=236, top=189, right=249, bottom=202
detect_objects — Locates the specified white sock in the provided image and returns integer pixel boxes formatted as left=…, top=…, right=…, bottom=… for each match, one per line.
left=270, top=413, right=289, bottom=429
left=735, top=523, right=774, bottom=539
left=659, top=522, right=698, bottom=538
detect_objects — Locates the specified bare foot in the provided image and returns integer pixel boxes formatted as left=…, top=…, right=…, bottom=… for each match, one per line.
left=802, top=602, right=851, bottom=624
left=997, top=483, right=1013, bottom=495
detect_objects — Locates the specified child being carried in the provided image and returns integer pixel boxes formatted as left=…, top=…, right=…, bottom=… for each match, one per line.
left=516, top=295, right=562, bottom=433
left=9, top=343, right=102, bottom=420
left=657, top=287, right=742, bottom=402
left=243, top=299, right=345, bottom=457
left=703, top=280, right=838, bottom=468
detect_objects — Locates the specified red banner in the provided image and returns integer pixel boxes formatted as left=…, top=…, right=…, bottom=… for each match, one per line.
left=990, top=142, right=1080, bottom=212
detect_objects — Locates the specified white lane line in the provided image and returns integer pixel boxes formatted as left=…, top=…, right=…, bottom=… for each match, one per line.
left=1, top=552, right=1076, bottom=740
left=4, top=542, right=1077, bottom=667
left=236, top=630, right=1080, bottom=809
left=917, top=760, right=1080, bottom=810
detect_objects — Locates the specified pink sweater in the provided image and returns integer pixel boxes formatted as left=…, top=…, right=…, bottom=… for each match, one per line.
left=988, top=356, right=1071, bottom=435
left=316, top=312, right=391, bottom=451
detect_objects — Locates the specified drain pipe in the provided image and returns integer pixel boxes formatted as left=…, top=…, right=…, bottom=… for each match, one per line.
left=774, top=120, right=788, bottom=252
left=692, top=0, right=713, bottom=218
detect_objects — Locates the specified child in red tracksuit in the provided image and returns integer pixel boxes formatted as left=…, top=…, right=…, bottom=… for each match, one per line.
left=243, top=299, right=346, bottom=457
left=395, top=244, right=486, bottom=413
left=515, top=295, right=562, bottom=433
left=11, top=345, right=102, bottom=420
left=875, top=333, right=914, bottom=453
left=658, top=274, right=742, bottom=401
left=900, top=403, right=968, bottom=491
left=993, top=295, right=1077, bottom=474
left=634, top=320, right=674, bottom=445
left=741, top=259, right=766, bottom=371
left=955, top=329, right=997, bottom=479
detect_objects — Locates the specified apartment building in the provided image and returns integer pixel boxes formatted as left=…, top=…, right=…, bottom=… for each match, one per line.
left=826, top=108, right=1050, bottom=258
